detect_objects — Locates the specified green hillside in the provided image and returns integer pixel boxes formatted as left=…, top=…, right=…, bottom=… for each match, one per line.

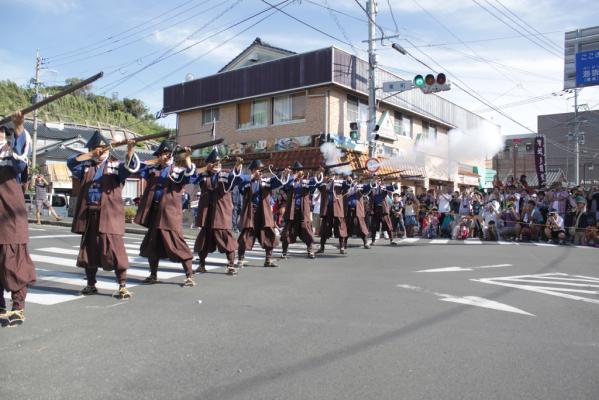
left=0, top=79, right=164, bottom=135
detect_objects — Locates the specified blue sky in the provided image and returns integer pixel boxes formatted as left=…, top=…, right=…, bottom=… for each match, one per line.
left=3, top=0, right=599, bottom=134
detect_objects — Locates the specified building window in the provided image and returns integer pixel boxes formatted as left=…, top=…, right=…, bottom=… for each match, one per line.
left=273, top=92, right=306, bottom=124
left=394, top=111, right=412, bottom=137
left=237, top=99, right=268, bottom=129
left=202, top=107, right=219, bottom=125
left=347, top=95, right=359, bottom=123
left=422, top=121, right=437, bottom=139
left=347, top=95, right=368, bottom=124
left=402, top=115, right=412, bottom=138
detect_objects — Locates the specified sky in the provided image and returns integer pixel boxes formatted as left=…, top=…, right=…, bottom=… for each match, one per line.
left=2, top=0, right=599, bottom=136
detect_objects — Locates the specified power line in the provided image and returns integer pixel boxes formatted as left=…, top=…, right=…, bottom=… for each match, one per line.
left=97, top=0, right=249, bottom=94
left=493, top=0, right=562, bottom=52
left=128, top=2, right=294, bottom=97
left=323, top=0, right=364, bottom=56
left=386, top=0, right=400, bottom=33
left=48, top=0, right=222, bottom=68
left=260, top=0, right=355, bottom=48
left=352, top=0, right=385, bottom=38
left=47, top=0, right=201, bottom=60
left=400, top=30, right=564, bottom=48
left=471, top=0, right=562, bottom=58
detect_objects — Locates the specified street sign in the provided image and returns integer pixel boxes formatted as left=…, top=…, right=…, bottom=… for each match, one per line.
left=365, top=157, right=381, bottom=173
left=382, top=80, right=414, bottom=93
left=576, top=50, right=599, bottom=87
left=564, top=25, right=599, bottom=89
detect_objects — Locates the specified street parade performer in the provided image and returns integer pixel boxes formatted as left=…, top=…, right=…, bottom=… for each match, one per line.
left=280, top=162, right=323, bottom=259
left=236, top=160, right=289, bottom=268
left=345, top=173, right=372, bottom=249
left=317, top=169, right=349, bottom=254
left=369, top=175, right=399, bottom=246
left=193, top=149, right=243, bottom=276
left=0, top=112, right=36, bottom=327
left=67, top=131, right=140, bottom=299
left=134, top=140, right=196, bottom=287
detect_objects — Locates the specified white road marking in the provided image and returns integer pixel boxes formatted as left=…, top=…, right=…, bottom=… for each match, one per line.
left=29, top=254, right=183, bottom=279
left=3, top=289, right=81, bottom=306
left=429, top=239, right=449, bottom=244
left=464, top=239, right=483, bottom=245
left=438, top=295, right=535, bottom=316
left=472, top=273, right=599, bottom=305
left=399, top=238, right=420, bottom=243
left=28, top=228, right=46, bottom=231
left=29, top=234, right=79, bottom=239
left=396, top=284, right=533, bottom=316
left=416, top=264, right=512, bottom=273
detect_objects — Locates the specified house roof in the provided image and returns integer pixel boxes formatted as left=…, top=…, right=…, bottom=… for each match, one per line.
left=218, top=37, right=296, bottom=73
left=39, top=145, right=156, bottom=162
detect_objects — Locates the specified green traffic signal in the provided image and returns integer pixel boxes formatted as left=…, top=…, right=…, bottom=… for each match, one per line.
left=414, top=74, right=424, bottom=87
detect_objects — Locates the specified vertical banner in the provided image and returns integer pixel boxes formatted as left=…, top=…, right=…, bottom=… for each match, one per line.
left=534, top=135, right=546, bottom=188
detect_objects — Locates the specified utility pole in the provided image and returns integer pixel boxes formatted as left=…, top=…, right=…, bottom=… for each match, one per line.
left=574, top=88, right=580, bottom=185
left=367, top=0, right=377, bottom=158
left=31, top=50, right=42, bottom=173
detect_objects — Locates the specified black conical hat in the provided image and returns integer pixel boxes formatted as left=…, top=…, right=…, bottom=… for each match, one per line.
left=85, top=130, right=109, bottom=149
left=249, top=159, right=264, bottom=171
left=205, top=148, right=221, bottom=164
left=291, top=161, right=303, bottom=171
left=153, top=140, right=174, bottom=156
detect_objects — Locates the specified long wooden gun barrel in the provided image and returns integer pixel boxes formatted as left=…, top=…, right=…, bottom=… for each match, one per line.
left=173, top=138, right=224, bottom=155
left=270, top=161, right=351, bottom=173
left=0, top=72, right=104, bottom=125
left=76, top=129, right=172, bottom=162
left=107, top=129, right=172, bottom=149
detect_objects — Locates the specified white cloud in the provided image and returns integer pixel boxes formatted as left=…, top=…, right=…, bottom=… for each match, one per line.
left=13, top=0, right=77, bottom=14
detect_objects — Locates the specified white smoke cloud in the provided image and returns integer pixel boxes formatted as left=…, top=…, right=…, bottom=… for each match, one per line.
left=319, top=142, right=352, bottom=176
left=448, top=120, right=504, bottom=164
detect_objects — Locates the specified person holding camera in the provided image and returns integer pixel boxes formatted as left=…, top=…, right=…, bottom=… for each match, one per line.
left=544, top=209, right=566, bottom=244
left=499, top=201, right=520, bottom=241
left=33, top=174, right=62, bottom=224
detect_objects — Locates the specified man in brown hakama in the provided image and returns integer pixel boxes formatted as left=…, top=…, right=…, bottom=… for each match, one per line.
left=135, top=140, right=196, bottom=287
left=193, top=149, right=243, bottom=276
left=0, top=112, right=36, bottom=327
left=316, top=171, right=349, bottom=254
left=280, top=162, right=322, bottom=259
left=237, top=160, right=287, bottom=268
left=67, top=131, right=140, bottom=299
left=344, top=174, right=372, bottom=249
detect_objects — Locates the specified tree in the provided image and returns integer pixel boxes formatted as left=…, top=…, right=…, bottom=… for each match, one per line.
left=123, top=98, right=148, bottom=119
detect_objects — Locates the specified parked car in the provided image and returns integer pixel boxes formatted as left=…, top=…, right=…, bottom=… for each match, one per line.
left=25, top=193, right=69, bottom=218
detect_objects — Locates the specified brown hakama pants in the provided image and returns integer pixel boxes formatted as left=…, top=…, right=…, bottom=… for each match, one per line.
left=194, top=228, right=237, bottom=266
left=77, top=208, right=128, bottom=285
left=347, top=208, right=369, bottom=239
left=319, top=206, right=348, bottom=248
left=140, top=205, right=193, bottom=276
left=280, top=209, right=314, bottom=253
left=0, top=244, right=35, bottom=310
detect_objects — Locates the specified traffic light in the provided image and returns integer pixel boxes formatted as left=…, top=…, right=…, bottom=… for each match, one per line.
left=373, top=133, right=394, bottom=144
left=349, top=122, right=359, bottom=141
left=413, top=73, right=450, bottom=94
left=414, top=75, right=425, bottom=87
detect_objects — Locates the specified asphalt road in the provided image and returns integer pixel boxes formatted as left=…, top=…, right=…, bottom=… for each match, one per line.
left=2, top=224, right=598, bottom=400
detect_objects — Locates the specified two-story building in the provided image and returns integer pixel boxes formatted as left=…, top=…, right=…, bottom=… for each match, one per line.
left=163, top=38, right=498, bottom=192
